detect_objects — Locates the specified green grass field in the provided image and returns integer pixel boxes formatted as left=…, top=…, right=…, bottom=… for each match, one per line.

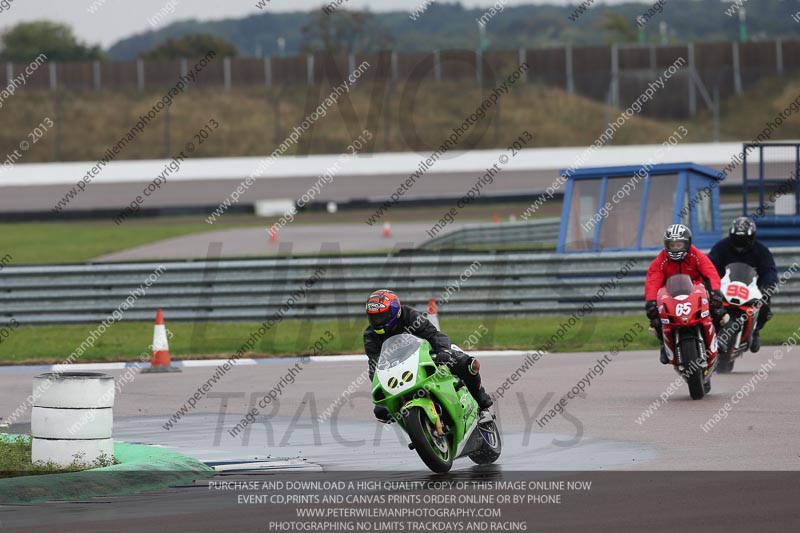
left=0, top=201, right=557, bottom=265
left=2, top=314, right=798, bottom=365
left=0, top=220, right=246, bottom=265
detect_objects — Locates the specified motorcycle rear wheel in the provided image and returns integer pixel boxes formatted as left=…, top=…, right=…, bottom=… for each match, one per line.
left=405, top=406, right=453, bottom=473
left=717, top=352, right=735, bottom=374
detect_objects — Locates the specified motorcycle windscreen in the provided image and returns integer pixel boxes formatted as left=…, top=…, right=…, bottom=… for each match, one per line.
left=665, top=274, right=694, bottom=297
left=377, top=334, right=422, bottom=371
left=725, top=262, right=757, bottom=285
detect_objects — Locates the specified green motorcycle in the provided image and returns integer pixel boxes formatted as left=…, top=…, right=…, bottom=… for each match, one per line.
left=372, top=333, right=502, bottom=473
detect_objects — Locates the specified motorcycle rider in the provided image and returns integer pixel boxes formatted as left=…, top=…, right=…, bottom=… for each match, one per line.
left=364, top=289, right=493, bottom=422
left=644, top=224, right=725, bottom=365
left=708, top=217, right=777, bottom=353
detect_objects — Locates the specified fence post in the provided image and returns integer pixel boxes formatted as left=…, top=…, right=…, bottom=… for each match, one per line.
left=687, top=42, right=697, bottom=117
left=348, top=53, right=358, bottom=87
left=180, top=58, right=188, bottom=80
left=610, top=44, right=619, bottom=107
left=93, top=60, right=101, bottom=91
left=518, top=48, right=527, bottom=80
left=273, top=88, right=282, bottom=145
left=6, top=63, right=12, bottom=87
left=565, top=45, right=574, bottom=94
left=164, top=104, right=171, bottom=158
left=433, top=50, right=441, bottom=83
left=391, top=51, right=399, bottom=83
left=137, top=59, right=145, bottom=91
left=264, top=56, right=272, bottom=88
left=49, top=62, right=57, bottom=92
left=475, top=49, right=483, bottom=85
left=648, top=44, right=656, bottom=71
left=54, top=90, right=62, bottom=161
left=306, top=54, right=315, bottom=85
left=776, top=39, right=784, bottom=77
left=732, top=42, right=743, bottom=96
left=223, top=57, right=232, bottom=91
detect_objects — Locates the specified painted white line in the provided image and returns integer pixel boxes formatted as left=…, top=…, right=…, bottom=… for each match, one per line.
left=209, top=460, right=321, bottom=472
left=0, top=350, right=538, bottom=373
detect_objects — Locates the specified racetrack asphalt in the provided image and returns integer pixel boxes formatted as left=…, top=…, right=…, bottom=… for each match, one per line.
left=92, top=222, right=469, bottom=262
left=1, top=346, right=798, bottom=530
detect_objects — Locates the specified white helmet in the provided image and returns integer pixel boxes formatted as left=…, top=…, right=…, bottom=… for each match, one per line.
left=663, top=224, right=692, bottom=261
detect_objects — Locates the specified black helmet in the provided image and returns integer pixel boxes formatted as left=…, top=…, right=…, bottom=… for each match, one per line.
left=729, top=217, right=756, bottom=253
left=663, top=224, right=692, bottom=262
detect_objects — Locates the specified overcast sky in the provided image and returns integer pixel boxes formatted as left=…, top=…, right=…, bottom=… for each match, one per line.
left=0, top=0, right=631, bottom=48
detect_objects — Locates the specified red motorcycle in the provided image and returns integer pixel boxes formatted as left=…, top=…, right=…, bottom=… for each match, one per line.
left=656, top=274, right=717, bottom=400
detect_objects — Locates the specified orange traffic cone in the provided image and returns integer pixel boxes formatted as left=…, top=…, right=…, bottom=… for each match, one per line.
left=492, top=213, right=500, bottom=224
left=427, top=298, right=440, bottom=330
left=141, top=309, right=181, bottom=373
left=383, top=220, right=392, bottom=238
left=268, top=226, right=278, bottom=243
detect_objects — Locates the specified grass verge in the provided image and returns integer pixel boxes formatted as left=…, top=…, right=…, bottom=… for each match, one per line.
left=0, top=434, right=115, bottom=479
left=1, top=314, right=798, bottom=364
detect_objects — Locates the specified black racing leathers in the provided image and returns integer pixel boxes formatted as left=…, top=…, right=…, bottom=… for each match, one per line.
left=364, top=305, right=489, bottom=419
left=708, top=238, right=777, bottom=330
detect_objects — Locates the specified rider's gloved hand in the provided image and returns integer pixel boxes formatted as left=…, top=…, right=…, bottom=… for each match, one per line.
left=374, top=405, right=392, bottom=423
left=645, top=300, right=660, bottom=328
left=710, top=289, right=726, bottom=317
left=758, top=290, right=771, bottom=306
left=645, top=300, right=658, bottom=319
left=433, top=349, right=456, bottom=368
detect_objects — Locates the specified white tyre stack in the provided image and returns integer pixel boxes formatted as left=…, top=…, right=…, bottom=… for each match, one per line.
left=31, top=372, right=115, bottom=468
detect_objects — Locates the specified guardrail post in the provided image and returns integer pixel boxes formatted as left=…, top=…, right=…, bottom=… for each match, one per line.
left=6, top=63, right=12, bottom=87
left=776, top=39, right=784, bottom=77
left=518, top=48, right=528, bottom=81
left=433, top=50, right=442, bottom=83
left=476, top=49, right=483, bottom=85
left=264, top=56, right=272, bottom=88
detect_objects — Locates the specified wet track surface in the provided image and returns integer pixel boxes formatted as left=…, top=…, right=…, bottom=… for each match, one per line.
left=107, top=414, right=656, bottom=471
left=1, top=347, right=799, bottom=531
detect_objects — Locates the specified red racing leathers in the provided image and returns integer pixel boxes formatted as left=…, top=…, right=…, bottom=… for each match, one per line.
left=645, top=246, right=722, bottom=363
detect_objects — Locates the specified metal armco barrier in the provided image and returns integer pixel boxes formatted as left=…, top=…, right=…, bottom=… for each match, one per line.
left=420, top=218, right=560, bottom=250
left=1, top=249, right=799, bottom=325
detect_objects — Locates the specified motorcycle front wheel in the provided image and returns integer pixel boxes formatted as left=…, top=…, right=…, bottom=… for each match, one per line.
left=405, top=406, right=453, bottom=473
left=680, top=335, right=706, bottom=400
